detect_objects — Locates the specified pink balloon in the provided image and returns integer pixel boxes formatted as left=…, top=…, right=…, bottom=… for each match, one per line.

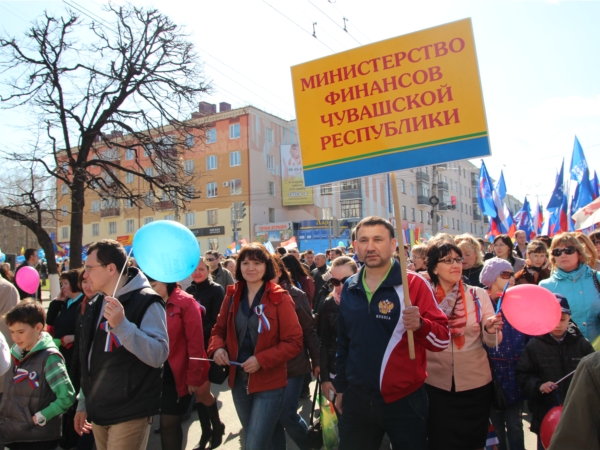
left=15, top=266, right=40, bottom=295
left=540, top=405, right=563, bottom=449
left=501, top=285, right=562, bottom=336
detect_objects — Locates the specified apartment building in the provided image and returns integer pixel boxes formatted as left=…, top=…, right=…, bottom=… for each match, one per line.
left=56, top=103, right=518, bottom=254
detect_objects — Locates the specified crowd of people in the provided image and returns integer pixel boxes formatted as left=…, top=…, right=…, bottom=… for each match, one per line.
left=0, top=217, right=598, bottom=449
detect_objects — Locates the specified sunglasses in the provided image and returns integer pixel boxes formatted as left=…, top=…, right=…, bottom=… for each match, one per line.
left=551, top=247, right=577, bottom=257
left=205, top=258, right=216, bottom=262
left=498, top=271, right=515, bottom=279
left=329, top=276, right=350, bottom=287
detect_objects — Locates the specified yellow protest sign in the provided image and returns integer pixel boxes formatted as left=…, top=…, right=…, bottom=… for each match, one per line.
left=291, top=18, right=490, bottom=186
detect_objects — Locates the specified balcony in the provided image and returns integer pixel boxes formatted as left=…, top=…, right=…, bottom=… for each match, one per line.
left=438, top=202, right=448, bottom=211
left=100, top=207, right=120, bottom=218
left=471, top=177, right=478, bottom=189
left=156, top=201, right=174, bottom=211
left=416, top=172, right=430, bottom=182
left=473, top=211, right=482, bottom=221
left=417, top=195, right=430, bottom=206
left=472, top=196, right=479, bottom=205
left=437, top=181, right=448, bottom=191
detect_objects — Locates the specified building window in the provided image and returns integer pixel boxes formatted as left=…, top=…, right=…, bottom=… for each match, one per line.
left=266, top=127, right=273, bottom=142
left=411, top=208, right=415, bottom=221
left=185, top=212, right=195, bottom=227
left=125, top=172, right=134, bottom=184
left=164, top=215, right=175, bottom=221
left=184, top=186, right=195, bottom=200
left=208, top=238, right=219, bottom=250
left=320, top=184, right=333, bottom=195
left=341, top=179, right=361, bottom=191
left=185, top=134, right=194, bottom=147
left=207, top=209, right=218, bottom=225
left=267, top=155, right=274, bottom=171
left=452, top=218, right=455, bottom=229
left=61, top=184, right=68, bottom=195
left=207, top=155, right=217, bottom=170
left=144, top=143, right=153, bottom=157
left=419, top=210, right=424, bottom=223
left=145, top=167, right=153, bottom=177
left=229, top=123, right=241, bottom=139
left=322, top=207, right=332, bottom=220
left=401, top=179, right=406, bottom=194
left=126, top=219, right=135, bottom=233
left=268, top=181, right=275, bottom=196
left=341, top=199, right=362, bottom=219
left=61, top=205, right=68, bottom=216
left=125, top=198, right=134, bottom=209
left=206, top=128, right=216, bottom=144
left=125, top=148, right=135, bottom=160
left=410, top=183, right=415, bottom=196
left=162, top=190, right=169, bottom=202
left=184, top=159, right=194, bottom=175
left=91, top=200, right=99, bottom=213
left=230, top=151, right=241, bottom=167
left=92, top=223, right=99, bottom=236
left=207, top=182, right=217, bottom=198
left=61, top=226, right=69, bottom=240
left=230, top=179, right=242, bottom=195
left=144, top=217, right=154, bottom=225
left=268, top=208, right=275, bottom=223
left=402, top=206, right=407, bottom=220
left=144, top=192, right=154, bottom=207
left=108, top=221, right=117, bottom=234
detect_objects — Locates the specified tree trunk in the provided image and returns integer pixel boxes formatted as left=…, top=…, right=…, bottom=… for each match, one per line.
left=69, top=176, right=86, bottom=269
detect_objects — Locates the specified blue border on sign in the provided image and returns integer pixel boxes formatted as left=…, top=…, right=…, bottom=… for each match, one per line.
left=303, top=136, right=490, bottom=187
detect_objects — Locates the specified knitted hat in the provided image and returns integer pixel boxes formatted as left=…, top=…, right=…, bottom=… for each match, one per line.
left=480, top=258, right=513, bottom=288
left=554, top=293, right=571, bottom=315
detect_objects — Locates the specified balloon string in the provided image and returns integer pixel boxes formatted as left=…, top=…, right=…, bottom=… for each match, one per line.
left=112, top=247, right=134, bottom=298
left=555, top=369, right=576, bottom=385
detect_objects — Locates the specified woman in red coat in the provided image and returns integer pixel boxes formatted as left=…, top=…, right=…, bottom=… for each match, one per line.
left=148, top=278, right=224, bottom=450
left=208, top=243, right=303, bottom=450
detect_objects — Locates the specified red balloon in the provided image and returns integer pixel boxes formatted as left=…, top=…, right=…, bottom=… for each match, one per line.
left=501, top=285, right=562, bottom=335
left=540, top=405, right=563, bottom=449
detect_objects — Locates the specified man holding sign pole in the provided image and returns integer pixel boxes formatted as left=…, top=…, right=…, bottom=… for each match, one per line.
left=334, top=217, right=449, bottom=450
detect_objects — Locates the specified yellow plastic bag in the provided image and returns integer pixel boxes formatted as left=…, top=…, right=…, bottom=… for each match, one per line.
left=319, top=392, right=339, bottom=450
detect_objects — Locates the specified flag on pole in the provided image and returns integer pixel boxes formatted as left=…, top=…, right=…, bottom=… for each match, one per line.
left=547, top=160, right=566, bottom=211
left=477, top=161, right=498, bottom=218
left=515, top=197, right=534, bottom=240
left=592, top=171, right=599, bottom=200
left=265, top=240, right=275, bottom=254
left=531, top=199, right=543, bottom=237
left=570, top=136, right=588, bottom=184
left=493, top=171, right=509, bottom=233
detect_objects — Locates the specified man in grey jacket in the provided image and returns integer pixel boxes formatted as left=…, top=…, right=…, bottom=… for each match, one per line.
left=74, top=239, right=168, bottom=450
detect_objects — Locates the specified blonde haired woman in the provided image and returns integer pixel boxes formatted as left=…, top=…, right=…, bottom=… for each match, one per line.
left=540, top=232, right=600, bottom=341
left=456, top=234, right=485, bottom=288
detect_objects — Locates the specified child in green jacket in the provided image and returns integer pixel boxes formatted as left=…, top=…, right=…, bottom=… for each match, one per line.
left=0, top=300, right=75, bottom=450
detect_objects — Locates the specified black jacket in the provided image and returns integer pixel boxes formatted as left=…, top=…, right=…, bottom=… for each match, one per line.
left=317, top=295, right=339, bottom=382
left=516, top=321, right=594, bottom=433
left=46, top=294, right=84, bottom=374
left=311, top=265, right=328, bottom=298
left=78, top=270, right=165, bottom=426
left=186, top=278, right=225, bottom=350
left=283, top=283, right=320, bottom=378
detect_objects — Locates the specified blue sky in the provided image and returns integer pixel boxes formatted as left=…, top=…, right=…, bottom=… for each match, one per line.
left=0, top=0, right=598, bottom=211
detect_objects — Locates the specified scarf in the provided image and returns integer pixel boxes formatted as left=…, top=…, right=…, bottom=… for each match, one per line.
left=435, top=280, right=467, bottom=349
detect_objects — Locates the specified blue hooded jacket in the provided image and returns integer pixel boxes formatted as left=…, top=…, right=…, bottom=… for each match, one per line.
left=539, top=264, right=600, bottom=341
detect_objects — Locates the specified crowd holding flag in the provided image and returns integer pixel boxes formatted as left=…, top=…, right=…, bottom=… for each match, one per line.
left=477, top=136, right=600, bottom=239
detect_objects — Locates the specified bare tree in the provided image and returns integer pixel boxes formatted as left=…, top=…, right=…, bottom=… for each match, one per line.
left=0, top=4, right=211, bottom=268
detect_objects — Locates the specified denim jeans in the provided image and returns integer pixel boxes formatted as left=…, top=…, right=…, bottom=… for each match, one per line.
left=272, top=374, right=308, bottom=450
left=490, top=402, right=525, bottom=450
left=338, top=386, right=428, bottom=450
left=232, top=376, right=285, bottom=450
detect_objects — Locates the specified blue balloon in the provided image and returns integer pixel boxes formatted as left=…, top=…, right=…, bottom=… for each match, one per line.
left=133, top=220, right=200, bottom=283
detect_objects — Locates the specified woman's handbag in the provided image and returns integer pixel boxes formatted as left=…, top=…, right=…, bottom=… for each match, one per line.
left=307, top=380, right=323, bottom=450
left=208, top=296, right=234, bottom=385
